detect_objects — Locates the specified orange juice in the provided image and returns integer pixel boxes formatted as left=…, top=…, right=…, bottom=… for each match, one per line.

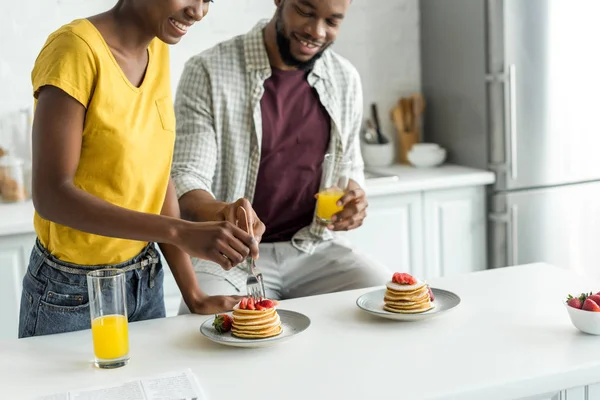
left=316, top=188, right=345, bottom=222
left=91, top=314, right=129, bottom=360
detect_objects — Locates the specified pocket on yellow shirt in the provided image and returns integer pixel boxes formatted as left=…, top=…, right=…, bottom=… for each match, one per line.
left=155, top=96, right=175, bottom=132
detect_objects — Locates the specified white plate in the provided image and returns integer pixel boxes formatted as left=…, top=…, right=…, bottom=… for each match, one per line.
left=356, top=287, right=460, bottom=321
left=200, top=309, right=311, bottom=348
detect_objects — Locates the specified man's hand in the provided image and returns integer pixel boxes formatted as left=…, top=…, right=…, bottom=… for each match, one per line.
left=328, top=180, right=368, bottom=231
left=188, top=294, right=242, bottom=314
left=216, top=198, right=265, bottom=259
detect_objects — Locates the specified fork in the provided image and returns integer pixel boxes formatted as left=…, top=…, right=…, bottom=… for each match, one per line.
left=238, top=207, right=266, bottom=301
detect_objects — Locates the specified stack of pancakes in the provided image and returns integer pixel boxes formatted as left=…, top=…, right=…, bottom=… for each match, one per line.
left=384, top=280, right=435, bottom=314
left=232, top=307, right=282, bottom=339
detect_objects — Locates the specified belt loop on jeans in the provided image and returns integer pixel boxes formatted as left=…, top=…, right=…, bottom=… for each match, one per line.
left=146, top=245, right=159, bottom=288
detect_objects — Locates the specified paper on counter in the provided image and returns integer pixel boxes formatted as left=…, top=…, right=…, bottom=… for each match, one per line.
left=35, top=369, right=206, bottom=400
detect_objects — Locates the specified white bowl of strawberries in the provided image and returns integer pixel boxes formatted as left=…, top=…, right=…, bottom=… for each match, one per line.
left=565, top=292, right=600, bottom=335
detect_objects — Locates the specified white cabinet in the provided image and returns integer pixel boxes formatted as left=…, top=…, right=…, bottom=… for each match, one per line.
left=0, top=233, right=36, bottom=340
left=156, top=250, right=182, bottom=317
left=347, top=185, right=487, bottom=280
left=423, top=186, right=487, bottom=279
left=344, top=192, right=424, bottom=277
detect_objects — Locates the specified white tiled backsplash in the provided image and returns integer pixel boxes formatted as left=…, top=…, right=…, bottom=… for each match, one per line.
left=0, top=0, right=420, bottom=140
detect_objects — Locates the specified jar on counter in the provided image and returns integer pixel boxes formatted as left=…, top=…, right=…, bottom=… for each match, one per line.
left=0, top=154, right=28, bottom=203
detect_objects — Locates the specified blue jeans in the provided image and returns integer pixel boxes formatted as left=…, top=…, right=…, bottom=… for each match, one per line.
left=18, top=239, right=166, bottom=338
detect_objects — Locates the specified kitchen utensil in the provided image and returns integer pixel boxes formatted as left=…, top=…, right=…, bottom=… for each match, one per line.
left=402, top=98, right=414, bottom=132
left=391, top=100, right=419, bottom=164
left=370, top=103, right=389, bottom=144
left=238, top=207, right=265, bottom=301
left=411, top=93, right=426, bottom=140
left=356, top=287, right=460, bottom=321
left=200, top=309, right=311, bottom=348
left=362, top=119, right=378, bottom=144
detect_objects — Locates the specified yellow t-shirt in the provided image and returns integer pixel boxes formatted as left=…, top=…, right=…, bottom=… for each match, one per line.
left=32, top=19, right=176, bottom=265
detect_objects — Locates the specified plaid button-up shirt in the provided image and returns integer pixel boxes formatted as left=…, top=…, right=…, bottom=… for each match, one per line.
left=171, top=20, right=365, bottom=289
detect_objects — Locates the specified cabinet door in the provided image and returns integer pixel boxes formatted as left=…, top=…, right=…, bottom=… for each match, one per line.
left=345, top=192, right=424, bottom=277
left=0, top=233, right=36, bottom=340
left=154, top=248, right=182, bottom=317
left=423, top=186, right=487, bottom=279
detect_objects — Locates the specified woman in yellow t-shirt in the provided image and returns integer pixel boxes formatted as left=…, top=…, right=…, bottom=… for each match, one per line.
left=18, top=0, right=259, bottom=338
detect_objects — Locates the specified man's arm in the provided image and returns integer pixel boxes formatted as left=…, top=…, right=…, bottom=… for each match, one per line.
left=330, top=68, right=368, bottom=231
left=172, top=60, right=265, bottom=249
left=347, top=67, right=366, bottom=188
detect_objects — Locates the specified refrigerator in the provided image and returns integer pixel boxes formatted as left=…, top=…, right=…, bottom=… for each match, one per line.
left=419, top=0, right=600, bottom=278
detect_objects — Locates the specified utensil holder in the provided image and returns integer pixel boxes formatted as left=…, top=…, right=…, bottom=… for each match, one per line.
left=397, top=130, right=419, bottom=164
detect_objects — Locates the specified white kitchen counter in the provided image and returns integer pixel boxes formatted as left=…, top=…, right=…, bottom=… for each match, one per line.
left=0, top=164, right=495, bottom=237
left=0, top=199, right=34, bottom=236
left=364, top=163, right=495, bottom=197
left=2, top=263, right=600, bottom=400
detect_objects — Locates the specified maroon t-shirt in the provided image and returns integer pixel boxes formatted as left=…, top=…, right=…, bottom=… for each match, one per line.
left=252, top=68, right=331, bottom=242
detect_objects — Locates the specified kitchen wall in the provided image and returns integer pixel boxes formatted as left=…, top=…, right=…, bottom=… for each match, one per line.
left=0, top=0, right=420, bottom=139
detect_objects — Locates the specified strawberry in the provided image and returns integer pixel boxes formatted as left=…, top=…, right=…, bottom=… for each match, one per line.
left=247, top=297, right=256, bottom=310
left=256, top=303, right=265, bottom=311
left=582, top=298, right=600, bottom=312
left=258, top=299, right=275, bottom=309
left=427, top=286, right=435, bottom=301
left=212, top=314, right=233, bottom=333
left=587, top=294, right=600, bottom=305
left=392, top=272, right=417, bottom=285
left=240, top=297, right=248, bottom=310
left=566, top=294, right=583, bottom=309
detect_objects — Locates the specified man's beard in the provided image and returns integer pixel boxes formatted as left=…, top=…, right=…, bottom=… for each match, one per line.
left=274, top=7, right=331, bottom=70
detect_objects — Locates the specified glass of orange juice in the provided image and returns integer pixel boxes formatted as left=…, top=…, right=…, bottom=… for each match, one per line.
left=87, top=269, right=129, bottom=369
left=316, top=153, right=352, bottom=224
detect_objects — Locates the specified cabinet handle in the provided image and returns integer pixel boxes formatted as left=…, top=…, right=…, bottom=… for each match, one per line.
left=506, top=64, right=518, bottom=180
left=508, top=205, right=519, bottom=266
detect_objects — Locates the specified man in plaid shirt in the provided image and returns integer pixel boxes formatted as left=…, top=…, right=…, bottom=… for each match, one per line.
left=172, top=0, right=388, bottom=311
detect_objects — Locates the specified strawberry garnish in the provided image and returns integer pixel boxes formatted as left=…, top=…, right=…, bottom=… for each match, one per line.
left=258, top=299, right=275, bottom=309
left=392, top=272, right=417, bottom=285
left=212, top=314, right=233, bottom=333
left=427, top=286, right=435, bottom=301
left=240, top=297, right=248, bottom=310
left=247, top=297, right=256, bottom=310
left=582, top=298, right=600, bottom=312
left=256, top=303, right=265, bottom=311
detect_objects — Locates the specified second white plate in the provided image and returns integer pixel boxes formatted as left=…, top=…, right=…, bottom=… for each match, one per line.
left=356, top=287, right=460, bottom=321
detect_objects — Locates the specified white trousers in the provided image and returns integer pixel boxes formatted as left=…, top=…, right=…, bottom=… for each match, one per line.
left=178, top=237, right=389, bottom=314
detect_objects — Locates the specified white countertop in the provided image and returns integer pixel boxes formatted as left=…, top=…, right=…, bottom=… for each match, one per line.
left=364, top=163, right=495, bottom=197
left=2, top=263, right=600, bottom=400
left=0, top=164, right=495, bottom=237
left=0, top=199, right=34, bottom=236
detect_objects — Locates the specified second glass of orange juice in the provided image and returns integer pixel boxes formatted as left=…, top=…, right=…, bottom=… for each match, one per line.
left=316, top=153, right=352, bottom=224
left=87, top=269, right=129, bottom=369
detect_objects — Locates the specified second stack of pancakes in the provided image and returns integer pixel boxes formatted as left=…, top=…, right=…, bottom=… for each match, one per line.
left=384, top=280, right=435, bottom=314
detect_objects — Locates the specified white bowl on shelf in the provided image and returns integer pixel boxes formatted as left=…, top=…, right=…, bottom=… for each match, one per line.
left=407, top=145, right=446, bottom=168
left=361, top=141, right=395, bottom=167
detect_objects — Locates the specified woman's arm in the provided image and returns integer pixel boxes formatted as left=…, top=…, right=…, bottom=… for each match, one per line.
left=158, top=179, right=241, bottom=313
left=32, top=86, right=252, bottom=268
